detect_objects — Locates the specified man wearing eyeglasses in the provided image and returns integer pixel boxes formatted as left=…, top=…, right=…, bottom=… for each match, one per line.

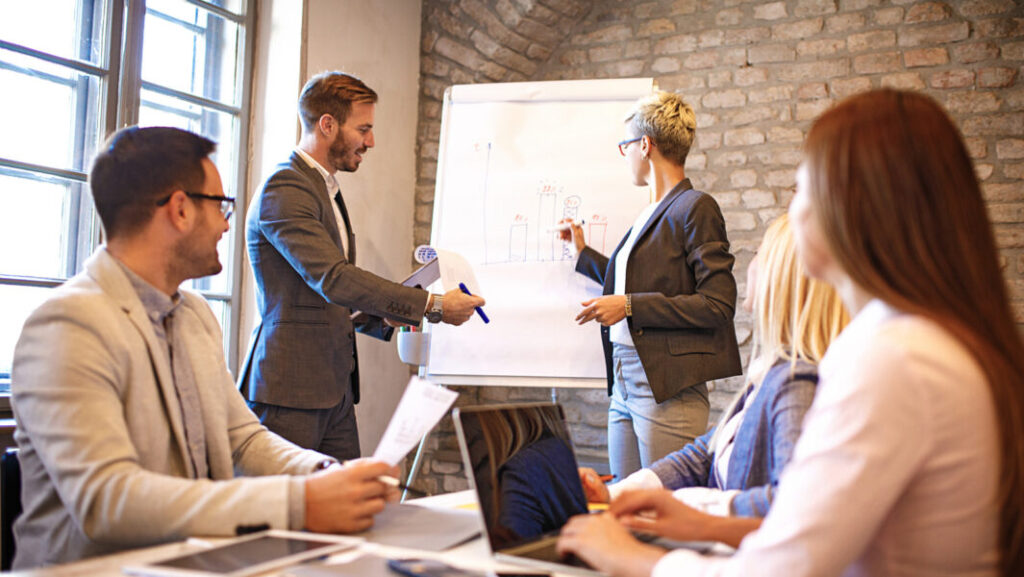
left=238, top=71, right=483, bottom=462
left=10, top=126, right=400, bottom=568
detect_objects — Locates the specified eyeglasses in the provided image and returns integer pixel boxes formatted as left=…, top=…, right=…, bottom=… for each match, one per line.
left=157, top=191, right=235, bottom=220
left=617, top=137, right=642, bottom=156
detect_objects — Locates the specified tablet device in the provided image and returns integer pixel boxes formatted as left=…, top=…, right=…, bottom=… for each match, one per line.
left=122, top=530, right=359, bottom=577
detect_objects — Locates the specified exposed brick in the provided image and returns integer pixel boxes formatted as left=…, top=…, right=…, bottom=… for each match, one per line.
left=976, top=164, right=995, bottom=181
left=777, top=58, right=850, bottom=82
left=699, top=30, right=725, bottom=48
left=729, top=105, right=774, bottom=125
left=979, top=67, right=1019, bottom=88
left=854, top=52, right=902, bottom=74
left=904, top=47, right=949, bottom=68
left=601, top=60, right=645, bottom=77
left=540, top=0, right=589, bottom=17
left=432, top=6, right=474, bottom=38
left=653, top=33, right=699, bottom=54
left=574, top=24, right=632, bottom=45
left=848, top=30, right=896, bottom=53
left=1005, top=43, right=1024, bottom=61
left=724, top=211, right=758, bottom=231
left=717, top=8, right=744, bottom=26
left=517, top=17, right=563, bottom=47
left=519, top=0, right=563, bottom=27
left=988, top=203, right=1024, bottom=223
left=625, top=40, right=650, bottom=58
left=880, top=72, right=925, bottom=90
left=965, top=137, right=988, bottom=159
left=696, top=112, right=718, bottom=128
left=698, top=131, right=723, bottom=150
left=794, top=0, right=838, bottom=17
left=722, top=48, right=748, bottom=66
left=494, top=0, right=524, bottom=28
left=743, top=189, right=776, bottom=208
left=685, top=153, right=707, bottom=170
left=749, top=85, right=795, bottom=103
left=1007, top=89, right=1024, bottom=111
left=420, top=100, right=442, bottom=120
left=421, top=77, right=448, bottom=101
left=724, top=127, right=766, bottom=146
left=651, top=56, right=681, bottom=73
left=470, top=29, right=501, bottom=58
left=659, top=73, right=707, bottom=92
left=904, top=1, right=951, bottom=23
left=460, top=0, right=531, bottom=53
left=998, top=139, right=1024, bottom=160
left=734, top=67, right=768, bottom=86
left=773, top=18, right=825, bottom=40
left=798, top=82, right=829, bottom=100
left=724, top=27, right=772, bottom=46
left=827, top=12, right=867, bottom=32
left=840, top=0, right=886, bottom=9
left=953, top=42, right=1000, bottom=64
left=873, top=7, right=904, bottom=25
left=713, top=190, right=741, bottom=207
left=589, top=45, right=622, bottom=62
left=831, top=76, right=873, bottom=98
left=703, top=89, right=747, bottom=108
left=634, top=2, right=661, bottom=19
left=986, top=182, right=1024, bottom=202
left=421, top=27, right=439, bottom=53
left=962, top=113, right=1024, bottom=137
left=765, top=169, right=796, bottom=187
left=768, top=125, right=804, bottom=143
left=1006, top=163, right=1024, bottom=179
left=685, top=51, right=720, bottom=69
left=797, top=38, right=846, bottom=57
left=977, top=18, right=1024, bottom=40
left=956, top=0, right=1017, bottom=17
left=713, top=150, right=746, bottom=166
left=749, top=44, right=797, bottom=63
left=559, top=49, right=587, bottom=66
left=492, top=46, right=539, bottom=75
left=754, top=147, right=804, bottom=166
left=796, top=98, right=834, bottom=120
left=1002, top=227, right=1024, bottom=250
left=670, top=0, right=699, bottom=15
left=638, top=18, right=676, bottom=37
left=730, top=169, right=758, bottom=188
left=414, top=199, right=434, bottom=222
left=946, top=91, right=1002, bottom=114
left=527, top=43, right=552, bottom=60
left=755, top=2, right=788, bottom=20
left=709, top=70, right=733, bottom=88
left=898, top=22, right=970, bottom=47
left=421, top=55, right=451, bottom=78
left=930, top=69, right=975, bottom=89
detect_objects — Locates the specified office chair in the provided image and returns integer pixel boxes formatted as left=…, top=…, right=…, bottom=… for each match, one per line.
left=1, top=448, right=21, bottom=571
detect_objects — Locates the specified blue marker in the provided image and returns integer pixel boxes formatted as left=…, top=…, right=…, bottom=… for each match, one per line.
left=458, top=282, right=490, bottom=324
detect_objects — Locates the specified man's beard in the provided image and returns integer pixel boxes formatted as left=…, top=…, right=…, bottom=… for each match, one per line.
left=170, top=213, right=222, bottom=282
left=327, top=132, right=363, bottom=173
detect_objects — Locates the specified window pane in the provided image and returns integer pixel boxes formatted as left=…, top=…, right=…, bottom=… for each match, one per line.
left=142, top=0, right=241, bottom=107
left=0, top=285, right=55, bottom=382
left=137, top=90, right=239, bottom=295
left=0, top=48, right=104, bottom=173
left=0, top=172, right=93, bottom=279
left=205, top=298, right=231, bottom=352
left=0, top=0, right=107, bottom=65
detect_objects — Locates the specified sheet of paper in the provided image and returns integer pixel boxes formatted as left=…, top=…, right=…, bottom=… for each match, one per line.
left=372, top=376, right=459, bottom=466
left=435, top=249, right=481, bottom=294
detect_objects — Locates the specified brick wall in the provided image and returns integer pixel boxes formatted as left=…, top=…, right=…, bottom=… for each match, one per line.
left=409, top=0, right=1024, bottom=495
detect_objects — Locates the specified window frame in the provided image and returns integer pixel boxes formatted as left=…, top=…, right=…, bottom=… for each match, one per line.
left=0, top=0, right=256, bottom=406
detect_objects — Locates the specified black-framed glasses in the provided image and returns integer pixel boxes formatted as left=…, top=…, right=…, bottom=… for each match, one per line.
left=157, top=191, right=235, bottom=220
left=617, top=136, right=642, bottom=156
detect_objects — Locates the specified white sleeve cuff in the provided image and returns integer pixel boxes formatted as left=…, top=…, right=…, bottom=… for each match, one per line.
left=652, top=548, right=728, bottom=577
left=608, top=468, right=663, bottom=501
left=672, top=487, right=740, bottom=517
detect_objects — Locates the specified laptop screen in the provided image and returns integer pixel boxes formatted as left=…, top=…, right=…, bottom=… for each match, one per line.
left=455, top=403, right=590, bottom=552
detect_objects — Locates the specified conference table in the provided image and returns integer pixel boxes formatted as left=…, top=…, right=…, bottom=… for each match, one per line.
left=3, top=491, right=567, bottom=577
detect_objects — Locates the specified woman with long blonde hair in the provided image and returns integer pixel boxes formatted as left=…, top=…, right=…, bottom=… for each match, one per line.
left=580, top=213, right=848, bottom=518
left=558, top=89, right=1024, bottom=577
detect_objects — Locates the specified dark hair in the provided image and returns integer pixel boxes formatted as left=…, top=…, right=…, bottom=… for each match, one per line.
left=89, top=126, right=215, bottom=239
left=804, top=89, right=1024, bottom=577
left=298, top=71, right=378, bottom=131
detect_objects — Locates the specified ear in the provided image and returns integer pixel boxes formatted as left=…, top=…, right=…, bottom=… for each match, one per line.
left=641, top=135, right=653, bottom=159
left=317, top=114, right=335, bottom=137
left=159, top=190, right=194, bottom=233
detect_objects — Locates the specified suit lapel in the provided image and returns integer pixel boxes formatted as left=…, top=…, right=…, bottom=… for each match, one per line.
left=288, top=152, right=348, bottom=256
left=629, top=178, right=692, bottom=256
left=85, top=250, right=192, bottom=475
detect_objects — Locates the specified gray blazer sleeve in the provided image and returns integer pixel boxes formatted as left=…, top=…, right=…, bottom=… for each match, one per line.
left=256, top=169, right=428, bottom=326
left=631, top=194, right=736, bottom=329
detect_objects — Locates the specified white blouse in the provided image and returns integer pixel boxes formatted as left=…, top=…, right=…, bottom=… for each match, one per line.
left=653, top=299, right=1000, bottom=577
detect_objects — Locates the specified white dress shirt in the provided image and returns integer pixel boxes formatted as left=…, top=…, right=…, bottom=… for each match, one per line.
left=294, top=147, right=349, bottom=257
left=654, top=299, right=1000, bottom=577
left=610, top=200, right=660, bottom=346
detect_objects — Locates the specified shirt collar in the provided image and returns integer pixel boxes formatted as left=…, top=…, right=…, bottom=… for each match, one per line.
left=110, top=253, right=182, bottom=325
left=294, top=147, right=338, bottom=193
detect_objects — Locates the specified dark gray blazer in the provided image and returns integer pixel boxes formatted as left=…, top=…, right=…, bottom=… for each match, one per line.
left=576, top=178, right=742, bottom=402
left=238, top=152, right=428, bottom=409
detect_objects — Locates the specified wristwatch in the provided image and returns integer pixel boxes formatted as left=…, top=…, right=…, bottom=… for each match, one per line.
left=425, top=294, right=444, bottom=324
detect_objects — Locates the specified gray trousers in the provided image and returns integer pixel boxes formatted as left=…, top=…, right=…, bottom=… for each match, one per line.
left=248, top=393, right=361, bottom=462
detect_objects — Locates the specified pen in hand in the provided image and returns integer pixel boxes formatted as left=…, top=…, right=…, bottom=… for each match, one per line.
left=458, top=282, right=490, bottom=324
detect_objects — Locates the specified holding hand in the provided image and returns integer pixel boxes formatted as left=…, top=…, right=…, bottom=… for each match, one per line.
left=557, top=218, right=586, bottom=254
left=439, top=288, right=485, bottom=326
left=304, top=459, right=394, bottom=534
left=611, top=489, right=762, bottom=548
left=576, top=295, right=628, bottom=326
left=579, top=467, right=611, bottom=504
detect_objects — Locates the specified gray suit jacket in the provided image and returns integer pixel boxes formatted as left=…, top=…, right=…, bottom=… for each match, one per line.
left=11, top=249, right=326, bottom=568
left=239, top=153, right=428, bottom=409
left=576, top=178, right=742, bottom=402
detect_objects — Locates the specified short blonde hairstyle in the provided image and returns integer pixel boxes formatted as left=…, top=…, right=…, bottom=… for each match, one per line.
left=624, top=91, right=696, bottom=167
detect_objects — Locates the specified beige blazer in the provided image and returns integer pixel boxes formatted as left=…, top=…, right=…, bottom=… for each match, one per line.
left=11, top=249, right=325, bottom=568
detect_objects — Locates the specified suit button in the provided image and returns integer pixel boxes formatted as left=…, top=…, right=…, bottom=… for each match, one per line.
left=636, top=328, right=644, bottom=336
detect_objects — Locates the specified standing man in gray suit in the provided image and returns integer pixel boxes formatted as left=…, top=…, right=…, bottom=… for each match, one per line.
left=12, top=127, right=399, bottom=568
left=561, top=91, right=742, bottom=481
left=240, top=71, right=483, bottom=462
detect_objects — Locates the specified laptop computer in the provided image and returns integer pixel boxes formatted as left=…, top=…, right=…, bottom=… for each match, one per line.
left=452, top=402, right=606, bottom=576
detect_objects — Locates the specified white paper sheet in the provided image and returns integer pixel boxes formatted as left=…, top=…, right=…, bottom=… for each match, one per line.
left=371, top=377, right=459, bottom=466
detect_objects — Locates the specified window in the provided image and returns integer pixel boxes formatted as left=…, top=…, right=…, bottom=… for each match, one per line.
left=0, top=0, right=254, bottom=396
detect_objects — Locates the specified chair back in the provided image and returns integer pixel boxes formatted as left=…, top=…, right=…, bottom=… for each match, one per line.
left=1, top=448, right=21, bottom=571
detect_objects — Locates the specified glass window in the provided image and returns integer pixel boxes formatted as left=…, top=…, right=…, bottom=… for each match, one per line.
left=0, top=0, right=252, bottom=393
